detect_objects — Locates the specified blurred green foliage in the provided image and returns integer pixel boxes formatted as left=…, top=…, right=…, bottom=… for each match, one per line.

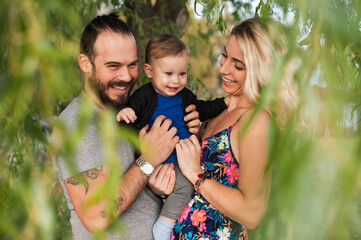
left=0, top=0, right=360, bottom=239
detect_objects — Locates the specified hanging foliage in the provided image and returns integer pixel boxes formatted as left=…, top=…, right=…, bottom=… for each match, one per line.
left=0, top=0, right=360, bottom=239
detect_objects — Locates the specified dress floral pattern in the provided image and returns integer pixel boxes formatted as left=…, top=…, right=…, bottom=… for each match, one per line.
left=171, top=122, right=248, bottom=240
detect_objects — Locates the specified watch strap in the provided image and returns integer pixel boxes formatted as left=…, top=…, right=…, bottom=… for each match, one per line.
left=135, top=157, right=146, bottom=167
left=135, top=157, right=153, bottom=176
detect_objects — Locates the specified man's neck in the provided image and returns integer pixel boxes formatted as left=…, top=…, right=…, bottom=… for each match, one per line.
left=80, top=87, right=106, bottom=110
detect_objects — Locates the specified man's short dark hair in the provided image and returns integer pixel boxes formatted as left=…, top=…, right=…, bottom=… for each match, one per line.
left=80, top=13, right=134, bottom=61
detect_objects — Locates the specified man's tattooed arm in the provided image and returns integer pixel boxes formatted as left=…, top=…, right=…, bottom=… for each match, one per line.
left=64, top=164, right=148, bottom=230
left=101, top=196, right=124, bottom=218
left=66, top=166, right=104, bottom=194
left=113, top=197, right=124, bottom=212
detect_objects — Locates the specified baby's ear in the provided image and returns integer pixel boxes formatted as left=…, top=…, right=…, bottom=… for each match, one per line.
left=143, top=63, right=153, bottom=78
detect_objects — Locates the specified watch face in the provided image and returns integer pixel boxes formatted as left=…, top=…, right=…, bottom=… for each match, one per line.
left=143, top=164, right=154, bottom=174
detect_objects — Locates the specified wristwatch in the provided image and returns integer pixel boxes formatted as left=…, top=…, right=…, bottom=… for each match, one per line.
left=135, top=158, right=154, bottom=177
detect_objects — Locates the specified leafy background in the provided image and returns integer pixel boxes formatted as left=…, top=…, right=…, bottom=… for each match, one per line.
left=0, top=0, right=360, bottom=239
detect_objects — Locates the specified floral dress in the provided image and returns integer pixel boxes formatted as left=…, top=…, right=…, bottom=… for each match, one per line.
left=171, top=122, right=248, bottom=240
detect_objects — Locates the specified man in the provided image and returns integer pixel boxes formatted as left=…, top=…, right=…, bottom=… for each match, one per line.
left=52, top=13, right=200, bottom=239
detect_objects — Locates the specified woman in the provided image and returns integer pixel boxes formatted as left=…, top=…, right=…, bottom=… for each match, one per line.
left=172, top=17, right=300, bottom=239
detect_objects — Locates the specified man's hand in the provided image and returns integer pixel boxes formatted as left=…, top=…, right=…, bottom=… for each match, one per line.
left=148, top=163, right=176, bottom=196
left=116, top=107, right=137, bottom=124
left=139, top=115, right=179, bottom=167
left=184, top=104, right=200, bottom=135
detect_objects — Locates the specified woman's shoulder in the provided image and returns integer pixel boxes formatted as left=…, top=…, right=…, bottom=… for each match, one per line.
left=236, top=108, right=271, bottom=136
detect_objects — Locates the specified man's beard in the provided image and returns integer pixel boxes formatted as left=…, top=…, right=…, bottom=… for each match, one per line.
left=89, top=75, right=135, bottom=109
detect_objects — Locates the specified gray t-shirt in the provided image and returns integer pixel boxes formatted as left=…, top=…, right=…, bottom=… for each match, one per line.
left=52, top=96, right=162, bottom=239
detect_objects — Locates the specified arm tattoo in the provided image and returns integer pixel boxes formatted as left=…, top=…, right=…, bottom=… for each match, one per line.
left=66, top=174, right=89, bottom=193
left=66, top=166, right=104, bottom=194
left=99, top=197, right=124, bottom=218
left=85, top=166, right=103, bottom=179
left=113, top=197, right=123, bottom=212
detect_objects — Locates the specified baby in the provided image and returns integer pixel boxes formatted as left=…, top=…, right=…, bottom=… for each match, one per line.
left=117, top=34, right=228, bottom=240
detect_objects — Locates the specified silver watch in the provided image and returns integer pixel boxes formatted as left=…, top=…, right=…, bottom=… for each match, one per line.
left=135, top=158, right=154, bottom=177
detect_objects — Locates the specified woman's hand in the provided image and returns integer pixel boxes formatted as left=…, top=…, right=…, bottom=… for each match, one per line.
left=175, top=135, right=203, bottom=185
left=148, top=163, right=176, bottom=196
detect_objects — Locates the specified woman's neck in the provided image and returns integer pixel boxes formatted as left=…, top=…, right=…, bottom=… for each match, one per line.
left=226, top=94, right=254, bottom=114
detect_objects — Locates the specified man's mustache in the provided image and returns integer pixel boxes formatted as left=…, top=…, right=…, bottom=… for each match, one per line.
left=107, top=80, right=135, bottom=89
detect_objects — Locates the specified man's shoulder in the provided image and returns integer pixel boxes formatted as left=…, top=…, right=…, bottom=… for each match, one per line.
left=58, top=97, right=84, bottom=126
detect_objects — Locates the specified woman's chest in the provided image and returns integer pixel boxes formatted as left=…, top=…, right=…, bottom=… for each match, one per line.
left=201, top=112, right=238, bottom=141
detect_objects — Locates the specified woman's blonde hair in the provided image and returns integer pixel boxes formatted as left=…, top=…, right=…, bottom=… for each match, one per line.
left=231, top=17, right=302, bottom=129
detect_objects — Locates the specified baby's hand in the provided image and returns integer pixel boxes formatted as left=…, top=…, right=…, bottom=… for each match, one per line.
left=116, top=108, right=137, bottom=124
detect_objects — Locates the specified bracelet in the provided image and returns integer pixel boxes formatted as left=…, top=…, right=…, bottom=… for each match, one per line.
left=194, top=171, right=211, bottom=194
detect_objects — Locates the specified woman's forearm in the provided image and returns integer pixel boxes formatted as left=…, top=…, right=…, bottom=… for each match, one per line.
left=197, top=177, right=269, bottom=229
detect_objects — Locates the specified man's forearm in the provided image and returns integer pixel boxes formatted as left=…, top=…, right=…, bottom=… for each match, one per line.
left=65, top=163, right=149, bottom=232
left=115, top=163, right=148, bottom=215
